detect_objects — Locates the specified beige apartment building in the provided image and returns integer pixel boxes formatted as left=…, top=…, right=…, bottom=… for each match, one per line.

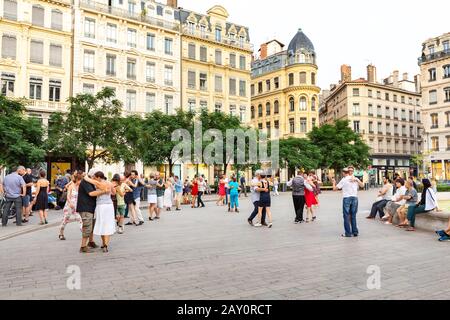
left=419, top=32, right=450, bottom=180
left=320, top=65, right=423, bottom=183
left=0, top=0, right=72, bottom=124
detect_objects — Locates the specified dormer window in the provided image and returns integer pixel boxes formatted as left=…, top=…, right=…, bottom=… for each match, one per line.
left=188, top=21, right=195, bottom=34
left=215, top=27, right=222, bottom=42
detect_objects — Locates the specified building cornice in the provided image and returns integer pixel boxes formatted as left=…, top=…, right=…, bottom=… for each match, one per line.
left=181, top=34, right=253, bottom=54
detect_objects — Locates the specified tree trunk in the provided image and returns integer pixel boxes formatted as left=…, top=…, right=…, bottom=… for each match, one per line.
left=87, top=158, right=95, bottom=171
left=168, top=159, right=173, bottom=176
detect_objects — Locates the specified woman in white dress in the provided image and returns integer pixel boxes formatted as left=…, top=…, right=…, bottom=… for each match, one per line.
left=163, top=179, right=173, bottom=211
left=84, top=172, right=116, bottom=253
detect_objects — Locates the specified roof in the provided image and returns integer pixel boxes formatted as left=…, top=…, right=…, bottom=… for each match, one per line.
left=287, top=28, right=315, bottom=54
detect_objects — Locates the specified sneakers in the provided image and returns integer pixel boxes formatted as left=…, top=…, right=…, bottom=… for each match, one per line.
left=88, top=242, right=98, bottom=249
left=253, top=223, right=262, bottom=227
left=118, top=226, right=124, bottom=234
left=294, top=220, right=300, bottom=224
left=436, top=230, right=447, bottom=237
left=439, top=234, right=450, bottom=242
left=268, top=223, right=273, bottom=228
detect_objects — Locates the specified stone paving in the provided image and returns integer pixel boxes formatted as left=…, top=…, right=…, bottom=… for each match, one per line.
left=1, top=190, right=450, bottom=300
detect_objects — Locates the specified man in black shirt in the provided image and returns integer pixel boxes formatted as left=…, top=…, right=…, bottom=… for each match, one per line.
left=77, top=168, right=108, bottom=253
left=21, top=169, right=34, bottom=223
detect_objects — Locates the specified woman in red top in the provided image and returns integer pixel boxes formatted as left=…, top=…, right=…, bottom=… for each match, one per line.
left=304, top=174, right=318, bottom=222
left=190, top=177, right=199, bottom=208
left=216, top=176, right=226, bottom=206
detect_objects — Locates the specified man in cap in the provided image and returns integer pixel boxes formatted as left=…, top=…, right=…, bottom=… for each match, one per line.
left=76, top=168, right=108, bottom=253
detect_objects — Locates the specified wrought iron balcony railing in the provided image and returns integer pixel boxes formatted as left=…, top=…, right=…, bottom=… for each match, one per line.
left=418, top=50, right=450, bottom=65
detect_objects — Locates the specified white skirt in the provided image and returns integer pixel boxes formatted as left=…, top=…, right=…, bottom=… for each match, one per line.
left=94, top=203, right=116, bottom=236
left=163, top=189, right=173, bottom=207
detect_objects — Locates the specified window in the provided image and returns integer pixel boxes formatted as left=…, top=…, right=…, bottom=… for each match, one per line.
left=164, top=66, right=173, bottom=86
left=239, top=80, right=246, bottom=97
left=274, top=77, right=279, bottom=89
left=229, top=53, right=236, bottom=68
left=128, top=1, right=136, bottom=14
left=369, top=121, right=373, bottom=133
left=447, top=136, right=450, bottom=151
left=402, top=125, right=406, bottom=136
left=258, top=104, right=263, bottom=117
left=299, top=97, right=307, bottom=111
left=444, top=41, right=450, bottom=53
left=385, top=93, right=389, bottom=101
left=409, top=110, right=414, bottom=122
left=146, top=33, right=155, bottom=50
left=49, top=44, right=62, bottom=67
left=393, top=94, right=398, bottom=102
left=29, top=77, right=42, bottom=100
left=385, top=107, right=390, bottom=118
left=126, top=90, right=136, bottom=111
left=1, top=73, right=15, bottom=96
left=146, top=62, right=155, bottom=83
left=265, top=103, right=271, bottom=116
left=229, top=78, right=236, bottom=95
left=445, top=87, right=450, bottom=102
left=258, top=82, right=263, bottom=94
left=187, top=99, right=196, bottom=112
left=188, top=43, right=196, bottom=59
left=200, top=100, right=207, bottom=110
left=353, top=121, right=360, bottom=133
left=444, top=65, right=450, bottom=79
left=214, top=75, right=222, bottom=92
left=156, top=5, right=163, bottom=16
left=429, top=90, right=437, bottom=104
left=312, top=118, right=316, bottom=128
left=200, top=46, right=207, bottom=62
left=3, top=0, right=17, bottom=20
left=82, top=83, right=94, bottom=94
left=51, top=9, right=63, bottom=30
left=274, top=100, right=279, bottom=114
left=84, top=18, right=95, bottom=38
left=431, top=113, right=439, bottom=129
left=164, top=38, right=173, bottom=55
left=288, top=73, right=294, bottom=86
left=49, top=79, right=61, bottom=102
left=300, top=118, right=307, bottom=133
left=239, top=56, right=246, bottom=70
left=215, top=102, right=222, bottom=113
left=251, top=106, right=255, bottom=119
left=368, top=89, right=372, bottom=98
left=107, top=24, right=117, bottom=43
left=377, top=105, right=382, bottom=117
left=377, top=122, right=382, bottom=134
left=251, top=84, right=255, bottom=96
left=429, top=68, right=437, bottom=81
left=274, top=120, right=279, bottom=137
left=377, top=91, right=381, bottom=99
left=187, top=21, right=195, bottom=34
left=368, top=104, right=373, bottom=116
left=127, top=58, right=136, bottom=80
left=393, top=108, right=398, bottom=119
left=106, top=54, right=116, bottom=76
left=239, top=36, right=245, bottom=48
left=394, top=124, right=398, bottom=135
left=299, top=72, right=306, bottom=84
left=229, top=105, right=236, bottom=117
left=401, top=109, right=406, bottom=121
left=127, top=29, right=137, bottom=47
left=215, top=27, right=222, bottom=42
left=289, top=118, right=295, bottom=134
left=200, top=25, right=206, bottom=38
left=145, top=93, right=155, bottom=113
left=401, top=96, right=405, bottom=104
left=239, top=106, right=246, bottom=122
left=188, top=71, right=196, bottom=89
left=32, top=5, right=44, bottom=27
left=215, top=50, right=222, bottom=65
left=30, top=40, right=44, bottom=64
left=431, top=136, right=439, bottom=151
left=429, top=45, right=435, bottom=55
left=352, top=103, right=360, bottom=116
left=2, top=35, right=16, bottom=59
left=417, top=111, right=421, bottom=123
left=199, top=73, right=207, bottom=90
left=311, top=73, right=316, bottom=85
left=353, top=88, right=359, bottom=96
left=289, top=97, right=294, bottom=111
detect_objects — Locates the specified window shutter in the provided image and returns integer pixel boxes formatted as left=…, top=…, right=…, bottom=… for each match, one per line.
left=51, top=10, right=63, bottom=30
left=2, top=35, right=16, bottom=59
left=4, top=0, right=17, bottom=20
left=200, top=47, right=207, bottom=62
left=49, top=44, right=62, bottom=67
left=32, top=5, right=45, bottom=27
left=30, top=40, right=44, bottom=64
left=188, top=71, right=196, bottom=88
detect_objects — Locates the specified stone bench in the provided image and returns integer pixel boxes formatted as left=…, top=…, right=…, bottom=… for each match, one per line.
left=392, top=209, right=450, bottom=232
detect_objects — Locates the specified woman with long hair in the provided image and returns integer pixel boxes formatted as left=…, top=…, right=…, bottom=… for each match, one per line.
left=254, top=174, right=273, bottom=228
left=124, top=172, right=138, bottom=226
left=190, top=176, right=199, bottom=208
left=34, top=170, right=49, bottom=225
left=216, top=175, right=226, bottom=206
left=304, top=174, right=318, bottom=222
left=163, top=178, right=173, bottom=211
left=84, top=172, right=116, bottom=252
left=58, top=173, right=83, bottom=240
left=405, top=179, right=437, bottom=232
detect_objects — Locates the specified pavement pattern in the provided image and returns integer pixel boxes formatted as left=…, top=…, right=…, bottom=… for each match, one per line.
left=1, top=191, right=450, bottom=300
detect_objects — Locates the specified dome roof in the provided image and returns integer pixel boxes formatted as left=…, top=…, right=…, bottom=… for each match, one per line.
left=287, top=28, right=315, bottom=54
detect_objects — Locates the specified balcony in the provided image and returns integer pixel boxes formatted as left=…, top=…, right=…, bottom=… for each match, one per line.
left=27, top=100, right=68, bottom=112
left=418, top=50, right=450, bottom=65
left=182, top=26, right=253, bottom=51
left=80, top=0, right=180, bottom=32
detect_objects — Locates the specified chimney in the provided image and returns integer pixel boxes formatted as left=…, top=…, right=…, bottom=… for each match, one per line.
left=414, top=74, right=421, bottom=93
left=393, top=70, right=399, bottom=88
left=260, top=43, right=268, bottom=60
left=367, top=64, right=377, bottom=83
left=340, top=64, right=352, bottom=83
left=167, top=0, right=177, bottom=8
left=403, top=72, right=408, bottom=81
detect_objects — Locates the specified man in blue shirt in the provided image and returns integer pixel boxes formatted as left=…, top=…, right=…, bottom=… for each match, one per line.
left=174, top=176, right=183, bottom=211
left=2, top=166, right=26, bottom=227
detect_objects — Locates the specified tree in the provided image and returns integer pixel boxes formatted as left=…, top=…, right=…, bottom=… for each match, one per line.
left=279, top=137, right=321, bottom=172
left=0, top=95, right=45, bottom=168
left=46, top=87, right=129, bottom=170
left=308, top=120, right=370, bottom=172
left=138, top=109, right=195, bottom=174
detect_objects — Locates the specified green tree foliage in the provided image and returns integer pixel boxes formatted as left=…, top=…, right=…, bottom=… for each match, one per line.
left=45, top=87, right=126, bottom=170
left=308, top=120, right=370, bottom=172
left=279, top=137, right=321, bottom=171
left=0, top=95, right=45, bottom=168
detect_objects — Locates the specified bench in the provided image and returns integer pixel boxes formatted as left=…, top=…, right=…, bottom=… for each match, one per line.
left=391, top=210, right=449, bottom=232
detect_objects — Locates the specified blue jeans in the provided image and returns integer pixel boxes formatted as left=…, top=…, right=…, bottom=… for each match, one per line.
left=343, top=197, right=359, bottom=236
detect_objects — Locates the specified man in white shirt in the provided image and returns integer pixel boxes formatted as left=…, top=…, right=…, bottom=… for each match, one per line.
left=382, top=178, right=407, bottom=225
left=332, top=167, right=364, bottom=237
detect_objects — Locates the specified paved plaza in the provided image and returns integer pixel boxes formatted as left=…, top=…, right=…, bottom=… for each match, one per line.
left=1, top=190, right=450, bottom=300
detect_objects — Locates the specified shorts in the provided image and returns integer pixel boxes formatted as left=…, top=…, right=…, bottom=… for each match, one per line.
left=148, top=194, right=157, bottom=204
left=157, top=196, right=164, bottom=209
left=116, top=205, right=126, bottom=217
left=22, top=195, right=31, bottom=207
left=80, top=212, right=95, bottom=238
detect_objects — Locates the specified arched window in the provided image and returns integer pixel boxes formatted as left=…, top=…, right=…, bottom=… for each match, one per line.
left=274, top=100, right=279, bottom=114
left=299, top=97, right=307, bottom=111
left=299, top=53, right=306, bottom=63
left=258, top=104, right=263, bottom=117
left=288, top=73, right=294, bottom=86
left=311, top=72, right=316, bottom=85
left=311, top=97, right=316, bottom=111
left=251, top=106, right=255, bottom=119
left=299, top=72, right=306, bottom=84
left=289, top=97, right=295, bottom=112
left=266, top=102, right=271, bottom=116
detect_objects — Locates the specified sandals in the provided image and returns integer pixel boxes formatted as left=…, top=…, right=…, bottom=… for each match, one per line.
left=59, top=234, right=66, bottom=241
left=406, top=227, right=416, bottom=232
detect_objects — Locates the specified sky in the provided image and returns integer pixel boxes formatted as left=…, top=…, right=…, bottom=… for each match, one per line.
left=178, top=0, right=450, bottom=90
